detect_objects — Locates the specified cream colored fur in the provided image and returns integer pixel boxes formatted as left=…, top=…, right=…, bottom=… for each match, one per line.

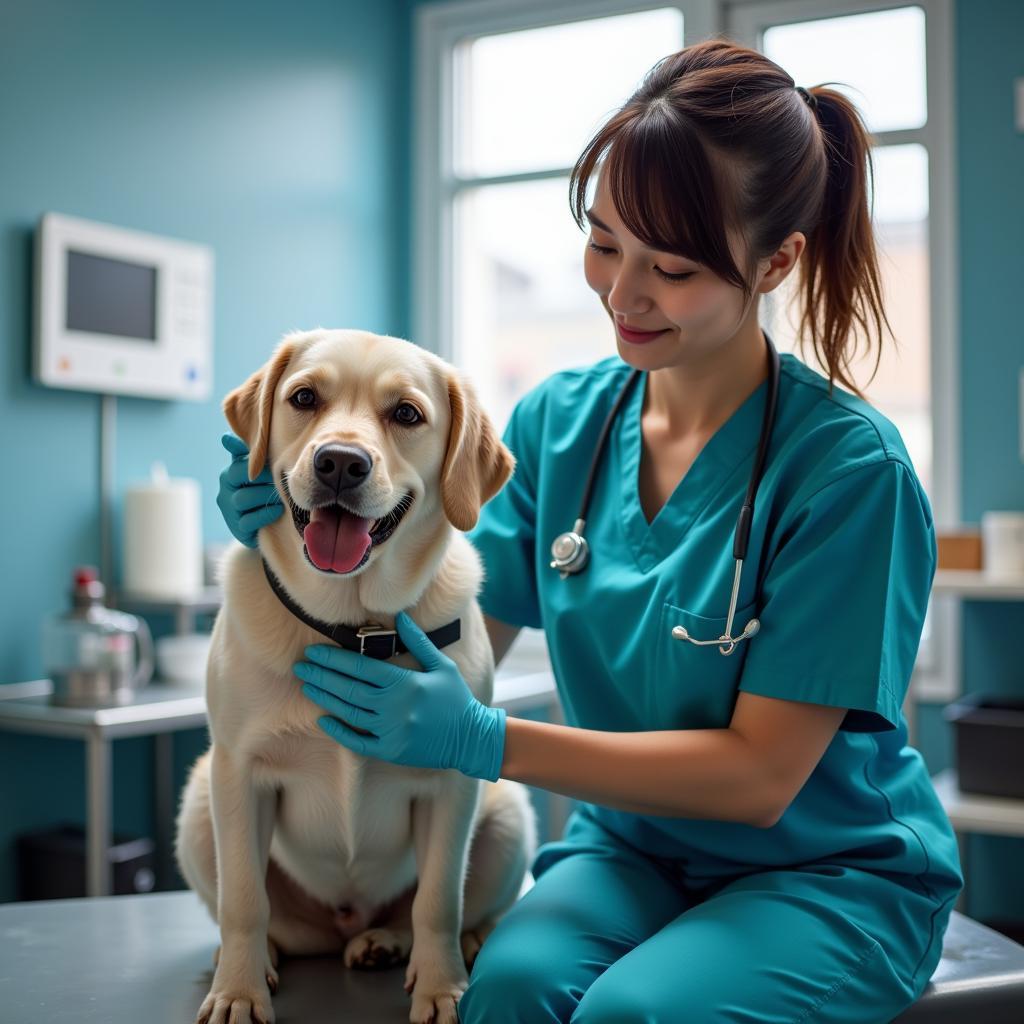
left=175, top=329, right=538, bottom=1024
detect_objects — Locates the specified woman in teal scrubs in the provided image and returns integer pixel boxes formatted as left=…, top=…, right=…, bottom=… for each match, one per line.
left=220, top=40, right=962, bottom=1023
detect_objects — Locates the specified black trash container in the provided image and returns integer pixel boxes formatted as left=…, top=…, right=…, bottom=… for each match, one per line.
left=16, top=824, right=156, bottom=900
left=944, top=694, right=1024, bottom=800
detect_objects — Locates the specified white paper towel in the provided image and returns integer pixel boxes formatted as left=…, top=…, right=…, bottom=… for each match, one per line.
left=123, top=461, right=203, bottom=598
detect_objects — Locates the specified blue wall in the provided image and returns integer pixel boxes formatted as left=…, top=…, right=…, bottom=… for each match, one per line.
left=1, top=0, right=1023, bottom=930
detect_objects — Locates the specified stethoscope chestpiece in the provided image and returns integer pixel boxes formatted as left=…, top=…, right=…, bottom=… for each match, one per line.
left=549, top=519, right=589, bottom=579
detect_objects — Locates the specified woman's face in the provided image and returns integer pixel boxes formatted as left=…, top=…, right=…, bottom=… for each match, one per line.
left=582, top=171, right=769, bottom=370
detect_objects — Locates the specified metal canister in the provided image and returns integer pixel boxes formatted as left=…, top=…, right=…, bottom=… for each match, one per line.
left=41, top=566, right=154, bottom=707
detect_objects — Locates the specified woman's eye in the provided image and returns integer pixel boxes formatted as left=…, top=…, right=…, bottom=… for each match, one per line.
left=655, top=267, right=696, bottom=283
left=394, top=402, right=422, bottom=426
left=588, top=240, right=695, bottom=283
left=290, top=387, right=317, bottom=409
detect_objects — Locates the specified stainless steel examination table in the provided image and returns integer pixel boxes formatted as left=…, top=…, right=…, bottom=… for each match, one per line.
left=1, top=891, right=1022, bottom=1022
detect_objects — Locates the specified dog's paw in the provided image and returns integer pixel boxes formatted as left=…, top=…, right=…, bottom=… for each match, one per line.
left=404, top=946, right=469, bottom=1024
left=344, top=927, right=412, bottom=969
left=195, top=972, right=274, bottom=1024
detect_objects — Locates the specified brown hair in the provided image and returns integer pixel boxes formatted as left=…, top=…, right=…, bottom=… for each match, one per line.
left=570, top=38, right=894, bottom=399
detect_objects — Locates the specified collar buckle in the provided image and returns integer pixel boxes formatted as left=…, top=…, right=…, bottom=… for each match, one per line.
left=356, top=623, right=398, bottom=659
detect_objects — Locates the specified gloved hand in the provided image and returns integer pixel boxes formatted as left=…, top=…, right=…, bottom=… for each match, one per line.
left=217, top=433, right=284, bottom=548
left=293, top=611, right=507, bottom=781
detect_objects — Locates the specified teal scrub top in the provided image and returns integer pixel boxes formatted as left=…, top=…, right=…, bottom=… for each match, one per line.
left=467, top=352, right=962, bottom=896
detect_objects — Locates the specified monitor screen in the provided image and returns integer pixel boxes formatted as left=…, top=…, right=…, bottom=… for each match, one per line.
left=65, top=250, right=157, bottom=341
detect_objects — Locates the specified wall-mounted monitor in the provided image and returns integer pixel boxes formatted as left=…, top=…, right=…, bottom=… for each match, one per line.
left=33, top=212, right=213, bottom=400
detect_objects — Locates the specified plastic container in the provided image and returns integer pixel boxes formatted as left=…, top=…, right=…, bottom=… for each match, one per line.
left=155, top=632, right=211, bottom=684
left=944, top=693, right=1024, bottom=800
left=16, top=825, right=156, bottom=900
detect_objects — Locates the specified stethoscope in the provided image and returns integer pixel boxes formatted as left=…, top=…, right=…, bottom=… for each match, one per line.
left=549, top=331, right=781, bottom=656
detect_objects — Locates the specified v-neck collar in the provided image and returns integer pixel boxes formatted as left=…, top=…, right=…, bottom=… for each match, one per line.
left=616, top=367, right=771, bottom=573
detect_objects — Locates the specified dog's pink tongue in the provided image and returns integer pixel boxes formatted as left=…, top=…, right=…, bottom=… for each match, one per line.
left=303, top=506, right=372, bottom=573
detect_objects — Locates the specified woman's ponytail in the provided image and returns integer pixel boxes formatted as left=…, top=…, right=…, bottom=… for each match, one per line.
left=796, top=87, right=895, bottom=398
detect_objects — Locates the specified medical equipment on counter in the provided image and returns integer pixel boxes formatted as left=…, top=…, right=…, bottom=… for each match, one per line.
left=122, top=461, right=203, bottom=599
left=34, top=212, right=213, bottom=400
left=41, top=566, right=154, bottom=706
left=549, top=330, right=781, bottom=656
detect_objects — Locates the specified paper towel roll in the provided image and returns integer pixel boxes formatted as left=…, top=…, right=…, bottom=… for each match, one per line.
left=123, top=461, right=203, bottom=599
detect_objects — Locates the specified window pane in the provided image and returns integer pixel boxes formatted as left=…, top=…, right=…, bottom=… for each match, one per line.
left=456, top=8, right=684, bottom=178
left=762, top=6, right=926, bottom=134
left=453, top=177, right=610, bottom=430
left=762, top=143, right=932, bottom=495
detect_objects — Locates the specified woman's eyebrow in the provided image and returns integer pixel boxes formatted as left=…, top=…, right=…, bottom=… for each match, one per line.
left=584, top=207, right=696, bottom=265
left=585, top=207, right=615, bottom=234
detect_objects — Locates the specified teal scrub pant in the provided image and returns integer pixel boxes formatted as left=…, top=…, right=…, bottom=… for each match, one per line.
left=457, top=807, right=956, bottom=1024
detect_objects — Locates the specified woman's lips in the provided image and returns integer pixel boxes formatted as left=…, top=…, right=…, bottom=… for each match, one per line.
left=617, top=322, right=668, bottom=344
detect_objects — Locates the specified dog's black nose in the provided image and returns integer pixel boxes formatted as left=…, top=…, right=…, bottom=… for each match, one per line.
left=313, top=444, right=373, bottom=493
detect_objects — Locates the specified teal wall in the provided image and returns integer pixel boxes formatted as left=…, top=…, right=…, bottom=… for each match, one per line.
left=0, top=0, right=410, bottom=899
left=1, top=0, right=1023, bottom=934
left=939, top=0, right=1024, bottom=928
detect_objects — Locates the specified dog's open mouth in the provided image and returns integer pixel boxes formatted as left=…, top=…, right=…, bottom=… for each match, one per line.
left=281, top=476, right=413, bottom=575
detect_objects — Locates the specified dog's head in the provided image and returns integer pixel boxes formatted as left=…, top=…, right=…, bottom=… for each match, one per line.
left=223, top=328, right=515, bottom=577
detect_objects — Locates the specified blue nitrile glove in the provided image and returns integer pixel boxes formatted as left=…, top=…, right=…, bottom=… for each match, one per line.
left=293, top=611, right=507, bottom=781
left=217, top=432, right=284, bottom=548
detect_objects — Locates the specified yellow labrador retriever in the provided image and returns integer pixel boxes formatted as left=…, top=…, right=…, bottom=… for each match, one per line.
left=175, top=328, right=538, bottom=1024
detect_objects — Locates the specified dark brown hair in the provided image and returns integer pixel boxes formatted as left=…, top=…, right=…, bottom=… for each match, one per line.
left=570, top=38, right=893, bottom=398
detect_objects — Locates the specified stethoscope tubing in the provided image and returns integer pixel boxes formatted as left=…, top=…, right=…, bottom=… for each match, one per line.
left=549, top=331, right=781, bottom=656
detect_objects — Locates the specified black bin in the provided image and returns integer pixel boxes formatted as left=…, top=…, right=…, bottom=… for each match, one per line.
left=16, top=824, right=156, bottom=900
left=944, top=694, right=1024, bottom=800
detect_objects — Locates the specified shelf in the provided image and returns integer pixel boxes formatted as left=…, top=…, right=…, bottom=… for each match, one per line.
left=931, top=769, right=1024, bottom=837
left=114, top=585, right=224, bottom=613
left=932, top=570, right=1024, bottom=600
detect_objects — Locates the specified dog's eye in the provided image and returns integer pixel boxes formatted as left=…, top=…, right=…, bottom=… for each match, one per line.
left=290, top=388, right=317, bottom=410
left=393, top=402, right=422, bottom=426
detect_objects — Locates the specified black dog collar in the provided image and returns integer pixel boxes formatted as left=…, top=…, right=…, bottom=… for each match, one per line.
left=260, top=557, right=461, bottom=660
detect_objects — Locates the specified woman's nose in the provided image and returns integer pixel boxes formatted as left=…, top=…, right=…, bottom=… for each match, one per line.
left=607, top=272, right=652, bottom=317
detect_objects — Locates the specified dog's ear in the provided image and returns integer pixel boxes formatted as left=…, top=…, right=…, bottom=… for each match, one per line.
left=222, top=337, right=301, bottom=481
left=441, top=369, right=515, bottom=532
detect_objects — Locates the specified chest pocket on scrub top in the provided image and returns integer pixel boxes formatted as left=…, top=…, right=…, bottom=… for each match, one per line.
left=650, top=599, right=759, bottom=730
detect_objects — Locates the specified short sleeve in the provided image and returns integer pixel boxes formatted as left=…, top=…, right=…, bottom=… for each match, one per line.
left=739, top=458, right=937, bottom=732
left=465, top=393, right=543, bottom=630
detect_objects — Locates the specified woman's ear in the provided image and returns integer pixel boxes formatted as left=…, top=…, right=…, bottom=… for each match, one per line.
left=222, top=335, right=302, bottom=481
left=441, top=369, right=515, bottom=531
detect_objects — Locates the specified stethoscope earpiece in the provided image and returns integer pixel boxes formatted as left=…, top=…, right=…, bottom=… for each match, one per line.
left=548, top=333, right=780, bottom=657
left=671, top=618, right=761, bottom=655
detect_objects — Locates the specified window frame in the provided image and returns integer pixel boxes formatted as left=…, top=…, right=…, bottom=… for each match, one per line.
left=413, top=0, right=959, bottom=707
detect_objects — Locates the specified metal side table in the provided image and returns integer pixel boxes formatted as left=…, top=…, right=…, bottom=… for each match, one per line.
left=0, top=670, right=562, bottom=899
left=0, top=678, right=208, bottom=897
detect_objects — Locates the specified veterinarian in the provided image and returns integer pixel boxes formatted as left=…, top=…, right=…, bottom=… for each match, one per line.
left=218, top=40, right=962, bottom=1024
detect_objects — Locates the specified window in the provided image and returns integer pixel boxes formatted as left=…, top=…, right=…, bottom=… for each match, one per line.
left=415, top=0, right=700, bottom=676
left=445, top=6, right=686, bottom=430
left=416, top=1, right=956, bottom=702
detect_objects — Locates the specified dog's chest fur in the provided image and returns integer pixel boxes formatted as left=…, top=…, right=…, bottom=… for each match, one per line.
left=205, top=538, right=492, bottom=915
left=254, top=728, right=435, bottom=910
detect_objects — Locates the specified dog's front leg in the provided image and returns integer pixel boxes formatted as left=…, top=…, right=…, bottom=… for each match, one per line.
left=195, top=744, right=278, bottom=1024
left=404, top=776, right=481, bottom=1024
